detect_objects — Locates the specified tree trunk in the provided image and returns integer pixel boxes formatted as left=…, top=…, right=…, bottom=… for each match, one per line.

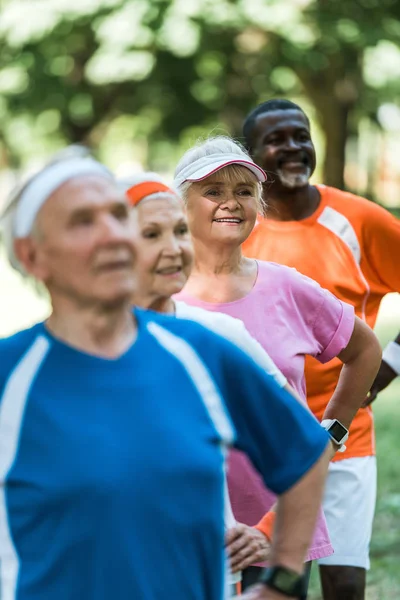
left=297, top=69, right=357, bottom=190
left=319, top=102, right=349, bottom=189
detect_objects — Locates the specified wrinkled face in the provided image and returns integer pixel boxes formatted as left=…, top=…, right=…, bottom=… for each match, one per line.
left=132, top=196, right=193, bottom=304
left=16, top=175, right=137, bottom=307
left=250, top=109, right=316, bottom=189
left=185, top=166, right=259, bottom=247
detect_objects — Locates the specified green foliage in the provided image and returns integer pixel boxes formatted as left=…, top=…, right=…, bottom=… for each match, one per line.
left=308, top=315, right=400, bottom=599
left=309, top=379, right=400, bottom=599
left=0, top=0, right=400, bottom=186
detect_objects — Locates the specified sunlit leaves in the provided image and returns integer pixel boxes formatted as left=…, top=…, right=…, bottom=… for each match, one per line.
left=0, top=0, right=399, bottom=184
left=86, top=50, right=155, bottom=83
left=270, top=67, right=299, bottom=92
left=94, top=2, right=154, bottom=50
left=364, top=41, right=400, bottom=89
left=158, top=14, right=200, bottom=56
left=0, top=66, right=29, bottom=95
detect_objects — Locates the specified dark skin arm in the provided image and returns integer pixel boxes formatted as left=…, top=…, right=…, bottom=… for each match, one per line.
left=363, top=332, right=400, bottom=407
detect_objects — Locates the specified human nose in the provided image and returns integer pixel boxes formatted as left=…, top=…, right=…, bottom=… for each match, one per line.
left=161, top=233, right=182, bottom=256
left=283, top=136, right=301, bottom=151
left=219, top=193, right=240, bottom=209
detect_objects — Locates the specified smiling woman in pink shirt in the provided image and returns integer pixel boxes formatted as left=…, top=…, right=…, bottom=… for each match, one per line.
left=173, top=136, right=382, bottom=594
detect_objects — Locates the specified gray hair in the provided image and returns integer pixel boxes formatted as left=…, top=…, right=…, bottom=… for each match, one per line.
left=1, top=146, right=111, bottom=277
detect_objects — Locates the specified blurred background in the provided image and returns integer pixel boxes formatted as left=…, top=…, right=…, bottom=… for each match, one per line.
left=1, top=0, right=400, bottom=203
left=0, top=0, right=399, bottom=597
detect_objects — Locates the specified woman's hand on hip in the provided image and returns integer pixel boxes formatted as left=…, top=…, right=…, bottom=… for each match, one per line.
left=225, top=523, right=271, bottom=572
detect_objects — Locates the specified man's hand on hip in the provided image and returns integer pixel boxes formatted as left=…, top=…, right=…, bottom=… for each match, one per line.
left=363, top=360, right=397, bottom=407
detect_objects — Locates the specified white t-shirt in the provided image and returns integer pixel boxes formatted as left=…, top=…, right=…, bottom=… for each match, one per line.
left=174, top=300, right=286, bottom=590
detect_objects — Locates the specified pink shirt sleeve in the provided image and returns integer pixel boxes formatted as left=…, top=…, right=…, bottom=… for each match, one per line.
left=290, top=269, right=355, bottom=364
left=314, top=291, right=355, bottom=363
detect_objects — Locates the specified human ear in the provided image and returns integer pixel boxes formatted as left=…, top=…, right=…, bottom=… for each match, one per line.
left=14, top=237, right=49, bottom=281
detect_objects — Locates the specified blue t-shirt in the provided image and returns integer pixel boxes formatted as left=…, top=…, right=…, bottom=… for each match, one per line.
left=0, top=308, right=328, bottom=600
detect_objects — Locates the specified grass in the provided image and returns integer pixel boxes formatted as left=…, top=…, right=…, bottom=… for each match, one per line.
left=308, top=316, right=400, bottom=599
left=368, top=384, right=400, bottom=599
left=308, top=380, right=400, bottom=599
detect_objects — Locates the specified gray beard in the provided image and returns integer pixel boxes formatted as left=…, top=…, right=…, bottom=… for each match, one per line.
left=276, top=167, right=312, bottom=189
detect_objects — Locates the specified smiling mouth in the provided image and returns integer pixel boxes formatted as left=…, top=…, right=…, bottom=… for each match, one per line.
left=213, top=218, right=243, bottom=224
left=279, top=163, right=308, bottom=174
left=156, top=266, right=183, bottom=275
left=278, top=156, right=309, bottom=169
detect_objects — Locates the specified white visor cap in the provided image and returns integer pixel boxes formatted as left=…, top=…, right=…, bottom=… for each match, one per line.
left=174, top=153, right=267, bottom=188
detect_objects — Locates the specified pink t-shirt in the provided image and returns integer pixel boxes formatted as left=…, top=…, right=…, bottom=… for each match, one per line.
left=175, top=260, right=355, bottom=561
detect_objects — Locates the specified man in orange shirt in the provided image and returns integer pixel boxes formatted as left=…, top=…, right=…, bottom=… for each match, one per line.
left=242, top=98, right=400, bottom=600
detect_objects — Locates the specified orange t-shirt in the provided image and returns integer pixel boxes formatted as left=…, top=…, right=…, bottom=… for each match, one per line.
left=243, top=185, right=400, bottom=461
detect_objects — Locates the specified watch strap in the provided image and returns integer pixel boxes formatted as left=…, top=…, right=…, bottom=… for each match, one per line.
left=260, top=565, right=306, bottom=597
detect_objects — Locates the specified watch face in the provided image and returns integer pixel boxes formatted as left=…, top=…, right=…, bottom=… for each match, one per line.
left=329, top=420, right=348, bottom=442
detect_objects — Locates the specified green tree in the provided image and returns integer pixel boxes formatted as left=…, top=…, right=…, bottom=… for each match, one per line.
left=0, top=0, right=400, bottom=189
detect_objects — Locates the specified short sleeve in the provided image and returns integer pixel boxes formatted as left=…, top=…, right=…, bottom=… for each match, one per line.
left=312, top=289, right=355, bottom=364
left=362, top=202, right=400, bottom=292
left=255, top=511, right=275, bottom=541
left=288, top=269, right=355, bottom=364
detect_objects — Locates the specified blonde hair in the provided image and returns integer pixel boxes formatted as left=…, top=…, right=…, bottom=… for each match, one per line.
left=175, top=136, right=266, bottom=213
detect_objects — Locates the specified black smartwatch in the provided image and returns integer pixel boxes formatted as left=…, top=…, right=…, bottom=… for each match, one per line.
left=259, top=566, right=306, bottom=597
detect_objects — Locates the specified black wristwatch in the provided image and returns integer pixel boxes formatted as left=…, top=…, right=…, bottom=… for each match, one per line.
left=259, top=566, right=306, bottom=597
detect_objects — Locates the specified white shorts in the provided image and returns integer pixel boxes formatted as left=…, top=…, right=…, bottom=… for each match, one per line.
left=318, top=456, right=377, bottom=570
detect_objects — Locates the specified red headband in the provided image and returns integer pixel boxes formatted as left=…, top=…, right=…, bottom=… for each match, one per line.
left=126, top=181, right=176, bottom=206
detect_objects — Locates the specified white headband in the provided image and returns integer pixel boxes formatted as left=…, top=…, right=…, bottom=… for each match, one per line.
left=13, top=157, right=112, bottom=238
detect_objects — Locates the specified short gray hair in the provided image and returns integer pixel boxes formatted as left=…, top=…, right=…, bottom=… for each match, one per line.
left=1, top=146, right=112, bottom=276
